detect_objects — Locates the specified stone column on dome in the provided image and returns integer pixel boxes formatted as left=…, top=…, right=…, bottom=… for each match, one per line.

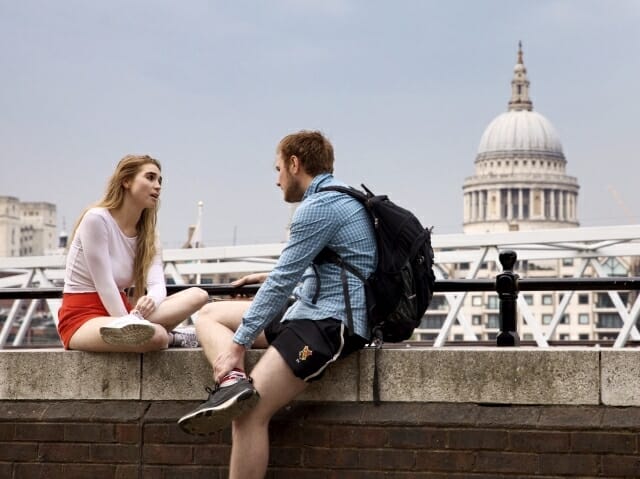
left=472, top=191, right=478, bottom=221
left=559, top=191, right=565, bottom=221
left=463, top=193, right=469, bottom=222
left=481, top=190, right=487, bottom=220
left=472, top=192, right=477, bottom=221
left=507, top=189, right=513, bottom=220
left=489, top=190, right=497, bottom=219
left=518, top=189, right=524, bottom=219
left=550, top=190, right=556, bottom=220
left=534, top=189, right=542, bottom=218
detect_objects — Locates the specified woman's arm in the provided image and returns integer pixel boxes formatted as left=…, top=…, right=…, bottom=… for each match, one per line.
left=145, top=243, right=167, bottom=308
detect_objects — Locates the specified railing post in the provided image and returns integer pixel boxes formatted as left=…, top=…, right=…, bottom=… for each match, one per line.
left=496, top=250, right=520, bottom=346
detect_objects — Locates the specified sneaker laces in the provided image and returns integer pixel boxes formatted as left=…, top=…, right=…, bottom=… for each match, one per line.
left=206, top=374, right=253, bottom=396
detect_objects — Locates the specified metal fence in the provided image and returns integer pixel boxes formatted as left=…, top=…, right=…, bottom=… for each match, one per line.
left=1, top=224, right=640, bottom=349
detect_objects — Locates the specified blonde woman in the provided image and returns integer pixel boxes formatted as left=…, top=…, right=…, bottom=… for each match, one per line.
left=57, top=154, right=209, bottom=352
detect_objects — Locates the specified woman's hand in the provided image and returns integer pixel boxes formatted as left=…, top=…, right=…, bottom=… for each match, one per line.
left=133, top=295, right=156, bottom=318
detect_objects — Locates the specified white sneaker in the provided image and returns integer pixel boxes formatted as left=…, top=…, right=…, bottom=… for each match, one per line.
left=170, top=327, right=199, bottom=348
left=100, top=311, right=156, bottom=346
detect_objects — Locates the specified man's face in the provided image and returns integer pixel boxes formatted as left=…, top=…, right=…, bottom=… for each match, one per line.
left=275, top=153, right=305, bottom=203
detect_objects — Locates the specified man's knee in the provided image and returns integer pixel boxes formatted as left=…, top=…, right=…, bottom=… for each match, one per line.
left=195, top=302, right=221, bottom=332
left=197, top=301, right=244, bottom=331
left=197, top=301, right=222, bottom=321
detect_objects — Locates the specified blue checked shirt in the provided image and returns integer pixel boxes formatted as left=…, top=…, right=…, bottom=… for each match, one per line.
left=233, top=173, right=377, bottom=346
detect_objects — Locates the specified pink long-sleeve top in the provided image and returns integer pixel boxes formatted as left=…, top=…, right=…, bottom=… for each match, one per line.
left=63, top=207, right=167, bottom=317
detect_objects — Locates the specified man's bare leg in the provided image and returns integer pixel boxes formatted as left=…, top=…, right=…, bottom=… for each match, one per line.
left=195, top=300, right=269, bottom=368
left=178, top=300, right=268, bottom=435
left=229, top=346, right=307, bottom=479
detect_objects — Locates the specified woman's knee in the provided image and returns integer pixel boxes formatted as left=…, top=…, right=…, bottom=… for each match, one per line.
left=189, top=287, right=209, bottom=308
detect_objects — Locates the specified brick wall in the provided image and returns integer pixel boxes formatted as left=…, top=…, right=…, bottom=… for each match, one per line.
left=1, top=400, right=639, bottom=478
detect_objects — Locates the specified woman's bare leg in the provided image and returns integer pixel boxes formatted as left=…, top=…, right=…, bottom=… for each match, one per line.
left=68, top=316, right=169, bottom=352
left=68, top=287, right=208, bottom=352
left=147, top=287, right=209, bottom=331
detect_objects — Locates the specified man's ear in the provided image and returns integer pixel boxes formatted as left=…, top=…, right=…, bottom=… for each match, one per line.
left=289, top=155, right=300, bottom=173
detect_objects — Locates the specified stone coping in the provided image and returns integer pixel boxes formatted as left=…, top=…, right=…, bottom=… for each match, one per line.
left=0, top=347, right=638, bottom=406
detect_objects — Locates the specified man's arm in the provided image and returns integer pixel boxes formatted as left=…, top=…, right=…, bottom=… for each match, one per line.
left=232, top=272, right=269, bottom=287
left=232, top=199, right=340, bottom=347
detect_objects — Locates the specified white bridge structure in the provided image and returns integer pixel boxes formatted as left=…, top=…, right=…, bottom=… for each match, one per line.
left=1, top=224, right=639, bottom=349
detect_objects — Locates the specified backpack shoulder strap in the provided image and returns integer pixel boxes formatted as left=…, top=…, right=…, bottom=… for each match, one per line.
left=319, top=185, right=369, bottom=204
left=313, top=185, right=373, bottom=337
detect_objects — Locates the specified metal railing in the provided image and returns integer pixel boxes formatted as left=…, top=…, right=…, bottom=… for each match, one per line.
left=2, top=224, right=640, bottom=348
left=1, top=249, right=640, bottom=349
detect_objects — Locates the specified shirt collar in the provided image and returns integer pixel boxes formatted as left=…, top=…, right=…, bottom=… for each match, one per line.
left=302, top=173, right=333, bottom=201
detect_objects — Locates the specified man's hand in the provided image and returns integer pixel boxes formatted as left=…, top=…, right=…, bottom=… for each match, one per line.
left=133, top=295, right=156, bottom=318
left=213, top=341, right=247, bottom=383
left=232, top=272, right=269, bottom=287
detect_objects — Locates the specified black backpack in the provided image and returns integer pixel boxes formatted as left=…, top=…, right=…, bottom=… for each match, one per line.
left=314, top=184, right=435, bottom=344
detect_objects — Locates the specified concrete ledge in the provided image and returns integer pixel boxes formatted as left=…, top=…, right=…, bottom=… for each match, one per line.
left=2, top=347, right=639, bottom=405
left=0, top=350, right=141, bottom=400
left=360, top=348, right=600, bottom=405
left=601, top=350, right=640, bottom=406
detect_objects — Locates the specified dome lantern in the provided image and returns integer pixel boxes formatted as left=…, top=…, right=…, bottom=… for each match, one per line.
left=508, top=41, right=533, bottom=112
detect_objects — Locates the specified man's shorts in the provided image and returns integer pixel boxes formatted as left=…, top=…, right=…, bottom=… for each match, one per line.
left=264, top=316, right=367, bottom=382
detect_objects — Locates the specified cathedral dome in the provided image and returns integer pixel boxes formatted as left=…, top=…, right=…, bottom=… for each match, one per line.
left=477, top=110, right=563, bottom=155
left=462, top=42, right=579, bottom=234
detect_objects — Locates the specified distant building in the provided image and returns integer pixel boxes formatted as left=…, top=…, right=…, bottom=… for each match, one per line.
left=462, top=42, right=579, bottom=233
left=422, top=44, right=631, bottom=343
left=0, top=196, right=57, bottom=256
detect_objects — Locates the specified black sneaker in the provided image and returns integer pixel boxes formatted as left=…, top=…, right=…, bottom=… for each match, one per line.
left=178, top=378, right=260, bottom=435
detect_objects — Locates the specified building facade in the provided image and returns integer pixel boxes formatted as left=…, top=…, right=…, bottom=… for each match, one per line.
left=0, top=196, right=57, bottom=257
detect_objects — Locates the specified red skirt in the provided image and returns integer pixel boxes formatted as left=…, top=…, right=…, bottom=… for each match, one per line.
left=57, top=292, right=132, bottom=349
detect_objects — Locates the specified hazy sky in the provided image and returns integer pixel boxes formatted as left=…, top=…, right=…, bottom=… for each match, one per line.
left=1, top=0, right=638, bottom=248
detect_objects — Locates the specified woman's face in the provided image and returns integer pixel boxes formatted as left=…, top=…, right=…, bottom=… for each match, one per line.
left=125, top=163, right=162, bottom=209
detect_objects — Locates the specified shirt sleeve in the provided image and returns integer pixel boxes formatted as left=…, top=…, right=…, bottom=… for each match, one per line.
left=78, top=212, right=129, bottom=317
left=233, top=199, right=340, bottom=346
left=146, top=241, right=167, bottom=307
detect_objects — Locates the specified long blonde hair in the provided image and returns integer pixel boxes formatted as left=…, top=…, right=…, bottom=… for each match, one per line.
left=71, top=154, right=161, bottom=303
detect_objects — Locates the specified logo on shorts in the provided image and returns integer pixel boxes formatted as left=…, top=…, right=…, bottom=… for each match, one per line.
left=297, top=345, right=313, bottom=362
